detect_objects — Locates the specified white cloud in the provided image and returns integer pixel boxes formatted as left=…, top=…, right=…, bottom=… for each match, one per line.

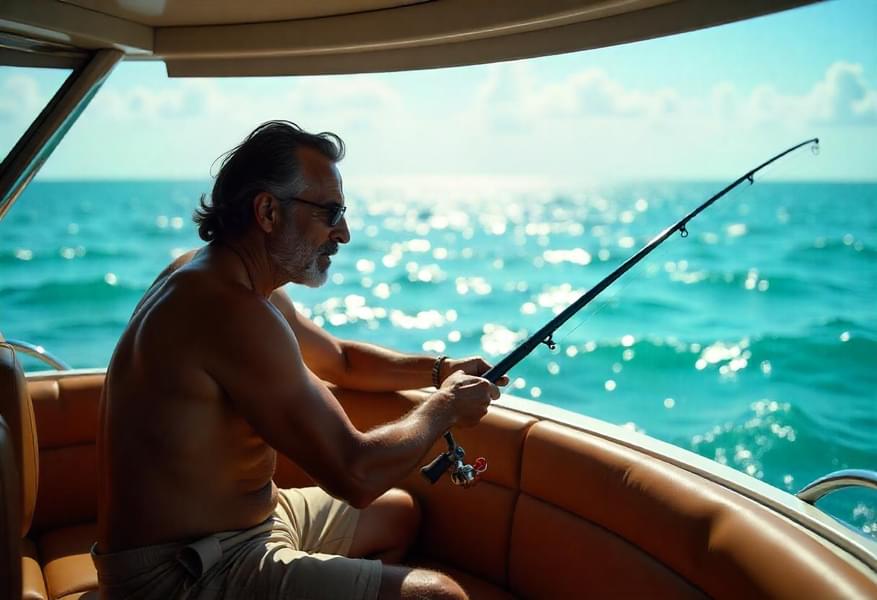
left=284, top=76, right=403, bottom=117
left=805, top=61, right=877, bottom=124
left=468, top=60, right=876, bottom=138
left=26, top=57, right=876, bottom=182
left=535, top=69, right=681, bottom=118
left=0, top=74, right=46, bottom=120
left=92, top=79, right=233, bottom=120
left=473, top=63, right=683, bottom=127
left=89, top=75, right=404, bottom=129
left=723, top=61, right=877, bottom=126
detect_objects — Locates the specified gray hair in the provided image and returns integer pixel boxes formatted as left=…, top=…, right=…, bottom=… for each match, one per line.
left=194, top=120, right=345, bottom=242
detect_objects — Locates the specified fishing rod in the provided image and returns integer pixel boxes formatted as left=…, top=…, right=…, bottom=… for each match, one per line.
left=421, top=137, right=819, bottom=486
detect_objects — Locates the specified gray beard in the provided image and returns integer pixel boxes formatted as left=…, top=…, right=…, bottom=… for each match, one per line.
left=268, top=227, right=334, bottom=288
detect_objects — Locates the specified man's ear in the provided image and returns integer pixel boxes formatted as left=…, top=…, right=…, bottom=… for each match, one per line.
left=253, top=192, right=279, bottom=233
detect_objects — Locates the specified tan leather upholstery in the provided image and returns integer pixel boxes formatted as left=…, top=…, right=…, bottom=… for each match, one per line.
left=0, top=342, right=40, bottom=536
left=2, top=340, right=51, bottom=600
left=1, top=415, right=23, bottom=600
left=400, top=408, right=535, bottom=588
left=28, top=377, right=101, bottom=535
left=38, top=523, right=98, bottom=600
left=23, top=373, right=877, bottom=600
left=58, top=593, right=98, bottom=600
left=22, top=537, right=49, bottom=600
left=519, top=421, right=877, bottom=598
left=22, top=375, right=101, bottom=599
left=510, top=493, right=706, bottom=598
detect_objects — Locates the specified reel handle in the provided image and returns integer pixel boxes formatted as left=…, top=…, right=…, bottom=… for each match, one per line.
left=421, top=432, right=458, bottom=484
left=420, top=450, right=453, bottom=484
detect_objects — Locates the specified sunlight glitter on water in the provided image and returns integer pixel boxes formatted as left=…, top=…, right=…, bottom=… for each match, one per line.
left=390, top=309, right=447, bottom=330
left=695, top=339, right=751, bottom=376
left=481, top=323, right=527, bottom=356
left=5, top=178, right=874, bottom=539
left=536, top=283, right=583, bottom=314
left=542, top=248, right=592, bottom=266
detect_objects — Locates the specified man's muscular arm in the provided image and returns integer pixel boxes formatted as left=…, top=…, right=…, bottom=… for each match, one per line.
left=210, top=288, right=497, bottom=508
left=269, top=287, right=505, bottom=391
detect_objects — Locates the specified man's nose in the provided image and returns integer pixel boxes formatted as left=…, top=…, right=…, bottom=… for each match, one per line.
left=331, top=216, right=351, bottom=244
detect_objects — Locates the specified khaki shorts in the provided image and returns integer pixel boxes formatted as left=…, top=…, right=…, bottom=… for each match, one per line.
left=92, top=487, right=382, bottom=600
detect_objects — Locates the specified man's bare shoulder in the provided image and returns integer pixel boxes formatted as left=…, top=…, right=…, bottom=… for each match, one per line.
left=131, top=250, right=290, bottom=359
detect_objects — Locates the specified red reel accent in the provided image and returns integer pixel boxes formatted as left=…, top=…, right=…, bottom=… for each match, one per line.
left=473, top=457, right=488, bottom=473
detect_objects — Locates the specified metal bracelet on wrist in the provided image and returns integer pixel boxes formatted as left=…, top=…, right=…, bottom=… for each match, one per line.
left=432, top=355, right=448, bottom=388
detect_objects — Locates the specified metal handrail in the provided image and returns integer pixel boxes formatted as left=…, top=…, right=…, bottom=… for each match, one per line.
left=2, top=339, right=71, bottom=371
left=797, top=469, right=877, bottom=504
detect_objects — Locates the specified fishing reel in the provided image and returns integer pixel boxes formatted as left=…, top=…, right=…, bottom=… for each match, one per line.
left=420, top=432, right=487, bottom=487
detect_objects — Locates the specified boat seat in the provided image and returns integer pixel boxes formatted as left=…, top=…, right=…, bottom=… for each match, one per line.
left=36, top=523, right=98, bottom=600
left=1, top=415, right=23, bottom=600
left=20, top=370, right=877, bottom=599
left=0, top=337, right=50, bottom=600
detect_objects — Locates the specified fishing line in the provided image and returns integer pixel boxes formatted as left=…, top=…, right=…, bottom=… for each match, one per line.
left=548, top=142, right=819, bottom=351
left=420, top=138, right=820, bottom=486
left=546, top=155, right=799, bottom=351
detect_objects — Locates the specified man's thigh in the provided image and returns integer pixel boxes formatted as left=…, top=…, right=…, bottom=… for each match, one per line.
left=349, top=488, right=420, bottom=561
left=378, top=564, right=468, bottom=600
left=280, top=486, right=361, bottom=554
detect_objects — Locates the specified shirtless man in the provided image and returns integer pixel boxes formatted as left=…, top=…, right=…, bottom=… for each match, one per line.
left=94, top=121, right=504, bottom=599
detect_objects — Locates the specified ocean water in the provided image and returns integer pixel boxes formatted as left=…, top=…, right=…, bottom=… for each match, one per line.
left=1, top=179, right=875, bottom=537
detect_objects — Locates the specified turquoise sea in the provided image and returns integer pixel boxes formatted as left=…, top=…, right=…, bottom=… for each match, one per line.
left=1, top=179, right=875, bottom=537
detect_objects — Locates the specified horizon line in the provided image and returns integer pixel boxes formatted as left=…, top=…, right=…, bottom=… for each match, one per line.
left=30, top=176, right=877, bottom=185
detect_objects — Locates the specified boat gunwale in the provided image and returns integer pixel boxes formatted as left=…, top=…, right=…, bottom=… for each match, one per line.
left=23, top=367, right=877, bottom=575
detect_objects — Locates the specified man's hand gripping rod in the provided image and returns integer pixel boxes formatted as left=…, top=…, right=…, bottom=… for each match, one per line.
left=420, top=138, right=819, bottom=487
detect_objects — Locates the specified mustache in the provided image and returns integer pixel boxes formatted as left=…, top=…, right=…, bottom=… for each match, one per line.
left=319, top=242, right=339, bottom=256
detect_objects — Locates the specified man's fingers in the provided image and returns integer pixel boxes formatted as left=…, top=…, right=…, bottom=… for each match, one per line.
left=467, top=378, right=499, bottom=401
left=474, top=358, right=511, bottom=387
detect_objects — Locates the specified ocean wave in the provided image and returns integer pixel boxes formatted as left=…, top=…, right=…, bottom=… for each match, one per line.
left=0, top=246, right=142, bottom=265
left=686, top=398, right=875, bottom=487
left=785, top=238, right=876, bottom=261
left=1, top=277, right=144, bottom=305
left=503, top=328, right=877, bottom=394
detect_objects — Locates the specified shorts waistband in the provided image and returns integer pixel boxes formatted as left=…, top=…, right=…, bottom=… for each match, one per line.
left=92, top=518, right=278, bottom=583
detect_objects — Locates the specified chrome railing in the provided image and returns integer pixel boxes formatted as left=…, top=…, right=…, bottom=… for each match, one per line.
left=2, top=339, right=71, bottom=371
left=797, top=469, right=877, bottom=504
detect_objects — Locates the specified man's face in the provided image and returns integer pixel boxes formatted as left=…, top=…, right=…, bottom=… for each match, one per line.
left=267, top=146, right=349, bottom=288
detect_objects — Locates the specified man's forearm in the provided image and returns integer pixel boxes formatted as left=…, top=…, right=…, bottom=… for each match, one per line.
left=336, top=340, right=438, bottom=391
left=349, top=392, right=453, bottom=504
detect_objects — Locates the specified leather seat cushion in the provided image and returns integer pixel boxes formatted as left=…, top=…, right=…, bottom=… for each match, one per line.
left=0, top=342, right=40, bottom=536
left=38, top=522, right=97, bottom=600
left=22, top=537, right=48, bottom=600
left=0, top=415, right=23, bottom=599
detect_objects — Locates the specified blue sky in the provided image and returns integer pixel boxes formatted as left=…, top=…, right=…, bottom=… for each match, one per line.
left=1, top=0, right=875, bottom=184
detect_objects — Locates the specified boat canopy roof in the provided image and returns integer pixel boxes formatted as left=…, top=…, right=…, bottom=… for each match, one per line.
left=2, top=0, right=817, bottom=77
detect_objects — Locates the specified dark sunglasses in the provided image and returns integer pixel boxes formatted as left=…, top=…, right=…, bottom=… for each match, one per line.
left=287, top=197, right=347, bottom=227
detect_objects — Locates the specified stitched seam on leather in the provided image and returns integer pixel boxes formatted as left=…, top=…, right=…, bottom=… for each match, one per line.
left=504, top=490, right=519, bottom=588
left=516, top=493, right=709, bottom=598
left=506, top=418, right=537, bottom=588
